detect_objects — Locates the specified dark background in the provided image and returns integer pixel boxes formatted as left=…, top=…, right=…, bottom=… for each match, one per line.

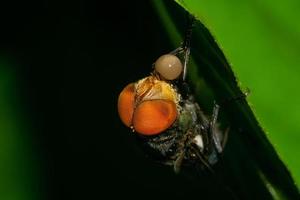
left=1, top=0, right=235, bottom=199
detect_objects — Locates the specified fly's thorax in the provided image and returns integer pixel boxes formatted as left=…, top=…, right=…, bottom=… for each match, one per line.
left=177, top=98, right=199, bottom=133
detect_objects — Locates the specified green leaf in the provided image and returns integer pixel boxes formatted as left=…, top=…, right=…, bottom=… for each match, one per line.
left=152, top=0, right=300, bottom=199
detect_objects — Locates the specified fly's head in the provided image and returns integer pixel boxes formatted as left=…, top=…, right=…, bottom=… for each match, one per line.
left=118, top=54, right=183, bottom=136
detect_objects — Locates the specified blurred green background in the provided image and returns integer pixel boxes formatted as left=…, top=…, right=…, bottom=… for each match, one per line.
left=175, top=0, right=300, bottom=187
left=0, top=0, right=299, bottom=199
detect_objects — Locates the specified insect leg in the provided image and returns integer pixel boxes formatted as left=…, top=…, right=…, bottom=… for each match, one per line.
left=222, top=127, right=230, bottom=149
left=169, top=47, right=184, bottom=55
left=182, top=46, right=190, bottom=81
left=210, top=102, right=220, bottom=128
left=190, top=144, right=214, bottom=174
left=210, top=103, right=223, bottom=153
left=181, top=15, right=194, bottom=81
left=173, top=151, right=185, bottom=174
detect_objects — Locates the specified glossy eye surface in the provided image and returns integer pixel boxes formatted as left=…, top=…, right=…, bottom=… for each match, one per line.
left=155, top=54, right=183, bottom=80
left=118, top=83, right=135, bottom=127
left=133, top=99, right=177, bottom=135
left=118, top=76, right=179, bottom=135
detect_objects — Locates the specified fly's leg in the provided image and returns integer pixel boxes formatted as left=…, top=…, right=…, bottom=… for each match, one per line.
left=165, top=147, right=193, bottom=174
left=222, top=127, right=230, bottom=149
left=169, top=47, right=184, bottom=55
left=169, top=15, right=194, bottom=81
left=210, top=102, right=220, bottom=128
left=190, top=144, right=215, bottom=173
left=182, top=45, right=190, bottom=81
left=173, top=151, right=185, bottom=174
left=210, top=103, right=223, bottom=153
left=172, top=129, right=196, bottom=173
left=182, top=15, right=194, bottom=81
left=195, top=101, right=228, bottom=166
left=172, top=133, right=187, bottom=174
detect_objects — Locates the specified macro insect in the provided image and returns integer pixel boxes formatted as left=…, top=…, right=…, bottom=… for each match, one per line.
left=117, top=18, right=227, bottom=173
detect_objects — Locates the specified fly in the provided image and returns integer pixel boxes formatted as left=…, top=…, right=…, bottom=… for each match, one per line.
left=117, top=16, right=228, bottom=173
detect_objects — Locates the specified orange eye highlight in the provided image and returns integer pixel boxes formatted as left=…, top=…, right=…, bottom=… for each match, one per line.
left=118, top=83, right=135, bottom=127
left=133, top=100, right=177, bottom=135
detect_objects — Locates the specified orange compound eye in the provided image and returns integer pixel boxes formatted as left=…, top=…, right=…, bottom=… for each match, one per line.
left=118, top=83, right=135, bottom=127
left=133, top=100, right=177, bottom=136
